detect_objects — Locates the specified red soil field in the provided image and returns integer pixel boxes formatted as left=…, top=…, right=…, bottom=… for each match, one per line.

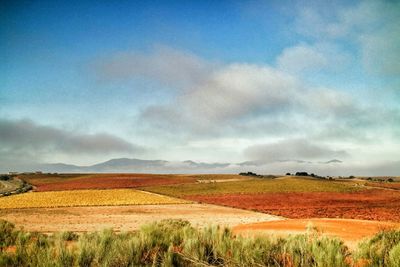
left=28, top=174, right=197, bottom=191
left=186, top=189, right=400, bottom=222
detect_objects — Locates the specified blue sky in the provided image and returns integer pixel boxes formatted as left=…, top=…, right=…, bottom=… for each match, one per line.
left=1, top=0, right=399, bottom=175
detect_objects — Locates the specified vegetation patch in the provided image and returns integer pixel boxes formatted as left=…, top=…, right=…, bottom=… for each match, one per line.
left=0, top=189, right=188, bottom=209
left=185, top=189, right=400, bottom=222
left=24, top=173, right=198, bottom=191
left=365, top=182, right=400, bottom=190
left=1, top=219, right=400, bottom=266
left=0, top=177, right=32, bottom=197
left=141, top=177, right=363, bottom=197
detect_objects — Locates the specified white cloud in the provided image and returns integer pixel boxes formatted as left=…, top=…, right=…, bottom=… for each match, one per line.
left=293, top=0, right=400, bottom=76
left=138, top=59, right=362, bottom=140
left=184, top=64, right=299, bottom=121
left=276, top=42, right=351, bottom=74
left=277, top=44, right=328, bottom=73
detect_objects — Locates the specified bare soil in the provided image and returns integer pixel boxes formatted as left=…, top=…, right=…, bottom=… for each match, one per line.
left=0, top=203, right=280, bottom=233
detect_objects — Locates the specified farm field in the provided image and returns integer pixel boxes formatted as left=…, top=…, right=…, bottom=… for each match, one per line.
left=21, top=173, right=252, bottom=192
left=0, top=189, right=188, bottom=209
left=365, top=181, right=400, bottom=190
left=141, top=177, right=400, bottom=222
left=0, top=203, right=279, bottom=233
left=183, top=189, right=400, bottom=222
left=22, top=173, right=199, bottom=191
left=141, top=177, right=362, bottom=197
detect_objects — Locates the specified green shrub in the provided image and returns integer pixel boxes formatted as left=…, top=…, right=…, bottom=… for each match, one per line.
left=60, top=231, right=79, bottom=242
left=0, top=175, right=11, bottom=181
left=356, top=229, right=400, bottom=266
left=77, top=236, right=96, bottom=267
left=388, top=243, right=400, bottom=267
left=0, top=220, right=17, bottom=250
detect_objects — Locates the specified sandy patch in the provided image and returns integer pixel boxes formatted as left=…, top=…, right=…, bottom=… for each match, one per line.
left=0, top=203, right=281, bottom=233
left=196, top=178, right=251, bottom=183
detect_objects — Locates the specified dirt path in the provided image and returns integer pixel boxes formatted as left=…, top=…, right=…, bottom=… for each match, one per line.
left=233, top=218, right=400, bottom=248
left=0, top=203, right=281, bottom=233
left=0, top=180, right=19, bottom=193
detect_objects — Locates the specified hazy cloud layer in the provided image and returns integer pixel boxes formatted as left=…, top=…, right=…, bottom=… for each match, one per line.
left=244, top=139, right=348, bottom=163
left=13, top=157, right=399, bottom=177
left=0, top=118, right=144, bottom=166
left=234, top=160, right=400, bottom=177
left=95, top=46, right=213, bottom=89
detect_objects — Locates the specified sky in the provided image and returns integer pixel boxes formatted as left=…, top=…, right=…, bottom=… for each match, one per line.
left=1, top=0, right=400, bottom=175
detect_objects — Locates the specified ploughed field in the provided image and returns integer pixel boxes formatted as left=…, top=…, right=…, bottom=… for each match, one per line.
left=0, top=204, right=278, bottom=233
left=23, top=173, right=197, bottom=191
left=141, top=177, right=400, bottom=222
left=184, top=190, right=400, bottom=222
left=22, top=173, right=245, bottom=191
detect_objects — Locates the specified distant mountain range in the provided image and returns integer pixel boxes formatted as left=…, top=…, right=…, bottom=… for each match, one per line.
left=35, top=157, right=343, bottom=173
left=38, top=158, right=232, bottom=173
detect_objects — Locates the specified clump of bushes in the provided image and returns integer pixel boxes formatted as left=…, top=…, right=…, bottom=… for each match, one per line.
left=0, top=177, right=32, bottom=197
left=0, top=175, right=11, bottom=181
left=355, top=230, right=400, bottom=266
left=1, top=219, right=400, bottom=266
left=295, top=172, right=328, bottom=180
left=364, top=177, right=396, bottom=183
left=239, top=172, right=276, bottom=179
left=239, top=171, right=261, bottom=177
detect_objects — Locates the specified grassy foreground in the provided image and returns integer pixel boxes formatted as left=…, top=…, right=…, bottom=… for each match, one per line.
left=1, top=220, right=400, bottom=267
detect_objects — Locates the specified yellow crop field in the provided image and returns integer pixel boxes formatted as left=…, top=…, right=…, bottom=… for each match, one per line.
left=0, top=189, right=189, bottom=209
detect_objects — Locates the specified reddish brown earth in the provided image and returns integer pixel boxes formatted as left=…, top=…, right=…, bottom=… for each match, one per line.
left=186, top=189, right=400, bottom=222
left=233, top=218, right=400, bottom=248
left=27, top=174, right=197, bottom=191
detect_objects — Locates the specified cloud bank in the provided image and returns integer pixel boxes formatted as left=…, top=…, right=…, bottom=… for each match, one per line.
left=244, top=139, right=349, bottom=163
left=0, top=118, right=144, bottom=170
left=91, top=38, right=400, bottom=174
